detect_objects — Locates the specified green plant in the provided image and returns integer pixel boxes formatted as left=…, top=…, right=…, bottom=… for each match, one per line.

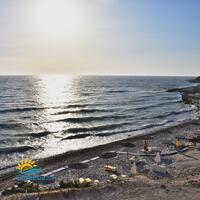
left=2, top=181, right=39, bottom=196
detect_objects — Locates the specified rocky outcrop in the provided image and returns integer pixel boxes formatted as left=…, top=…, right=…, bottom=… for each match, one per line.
left=182, top=93, right=200, bottom=107
left=189, top=76, right=200, bottom=83
left=167, top=77, right=200, bottom=108
left=167, top=85, right=200, bottom=93
left=167, top=86, right=199, bottom=93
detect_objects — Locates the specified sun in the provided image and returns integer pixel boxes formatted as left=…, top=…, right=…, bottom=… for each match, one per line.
left=16, top=159, right=37, bottom=172
left=34, top=0, right=85, bottom=39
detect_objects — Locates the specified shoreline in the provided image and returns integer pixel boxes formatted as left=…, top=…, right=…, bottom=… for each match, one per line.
left=0, top=116, right=199, bottom=185
left=1, top=77, right=200, bottom=196
left=1, top=79, right=199, bottom=171
left=1, top=116, right=200, bottom=199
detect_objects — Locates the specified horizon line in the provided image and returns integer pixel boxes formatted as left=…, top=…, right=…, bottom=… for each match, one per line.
left=0, top=74, right=197, bottom=77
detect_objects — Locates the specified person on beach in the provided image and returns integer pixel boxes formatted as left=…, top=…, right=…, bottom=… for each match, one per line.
left=176, top=138, right=184, bottom=150
left=144, top=140, right=149, bottom=152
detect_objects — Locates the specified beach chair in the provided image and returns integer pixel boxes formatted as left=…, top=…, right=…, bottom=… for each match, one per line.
left=104, top=165, right=120, bottom=176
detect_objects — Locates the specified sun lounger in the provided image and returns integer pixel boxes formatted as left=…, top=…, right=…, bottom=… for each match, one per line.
left=104, top=165, right=121, bottom=176
left=79, top=178, right=93, bottom=184
left=104, top=165, right=116, bottom=171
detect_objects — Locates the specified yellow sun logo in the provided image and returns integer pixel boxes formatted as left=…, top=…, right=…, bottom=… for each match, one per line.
left=16, top=159, right=37, bottom=172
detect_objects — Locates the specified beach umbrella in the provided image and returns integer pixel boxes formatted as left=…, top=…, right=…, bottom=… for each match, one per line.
left=154, top=152, right=161, bottom=164
left=130, top=162, right=137, bottom=175
left=121, top=142, right=135, bottom=160
left=68, top=163, right=89, bottom=180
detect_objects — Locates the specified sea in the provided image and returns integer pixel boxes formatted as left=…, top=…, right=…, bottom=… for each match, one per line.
left=0, top=76, right=198, bottom=170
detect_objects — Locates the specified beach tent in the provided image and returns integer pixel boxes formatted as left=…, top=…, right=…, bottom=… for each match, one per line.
left=154, top=152, right=161, bottom=164
left=130, top=162, right=137, bottom=175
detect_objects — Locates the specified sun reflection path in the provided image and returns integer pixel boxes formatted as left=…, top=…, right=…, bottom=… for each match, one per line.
left=38, top=75, right=74, bottom=108
left=32, top=75, right=106, bottom=159
left=32, top=75, right=76, bottom=157
left=36, top=75, right=75, bottom=130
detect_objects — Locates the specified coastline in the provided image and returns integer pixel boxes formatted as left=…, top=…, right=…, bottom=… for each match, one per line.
left=1, top=116, right=200, bottom=199
left=1, top=117, right=200, bottom=189
left=1, top=77, right=200, bottom=198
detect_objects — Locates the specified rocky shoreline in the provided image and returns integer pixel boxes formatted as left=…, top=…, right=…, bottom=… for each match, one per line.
left=168, top=76, right=200, bottom=108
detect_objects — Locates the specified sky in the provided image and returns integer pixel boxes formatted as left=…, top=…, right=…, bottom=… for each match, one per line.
left=0, top=0, right=199, bottom=75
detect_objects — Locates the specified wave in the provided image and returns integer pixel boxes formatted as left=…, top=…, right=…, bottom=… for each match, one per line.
left=62, top=134, right=91, bottom=140
left=61, top=121, right=171, bottom=139
left=126, top=100, right=182, bottom=112
left=80, top=92, right=93, bottom=96
left=0, top=104, right=109, bottom=114
left=105, top=90, right=129, bottom=94
left=150, top=107, right=196, bottom=120
left=0, top=107, right=46, bottom=114
left=57, top=114, right=132, bottom=123
left=65, top=104, right=95, bottom=108
left=0, top=95, right=14, bottom=98
left=0, top=146, right=35, bottom=154
left=96, top=120, right=173, bottom=137
left=53, top=108, right=112, bottom=115
left=0, top=123, right=26, bottom=130
left=15, top=131, right=54, bottom=138
left=64, top=122, right=131, bottom=134
left=0, top=138, right=12, bottom=145
left=147, top=100, right=182, bottom=109
left=136, top=92, right=162, bottom=97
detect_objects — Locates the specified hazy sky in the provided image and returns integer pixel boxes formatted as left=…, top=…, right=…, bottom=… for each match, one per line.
left=0, top=0, right=199, bottom=75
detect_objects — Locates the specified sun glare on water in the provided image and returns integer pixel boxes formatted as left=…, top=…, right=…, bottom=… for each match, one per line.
left=34, top=0, right=85, bottom=39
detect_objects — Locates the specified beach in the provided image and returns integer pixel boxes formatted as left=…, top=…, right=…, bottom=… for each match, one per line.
left=0, top=76, right=200, bottom=199
left=1, top=117, right=200, bottom=199
left=0, top=76, right=197, bottom=170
